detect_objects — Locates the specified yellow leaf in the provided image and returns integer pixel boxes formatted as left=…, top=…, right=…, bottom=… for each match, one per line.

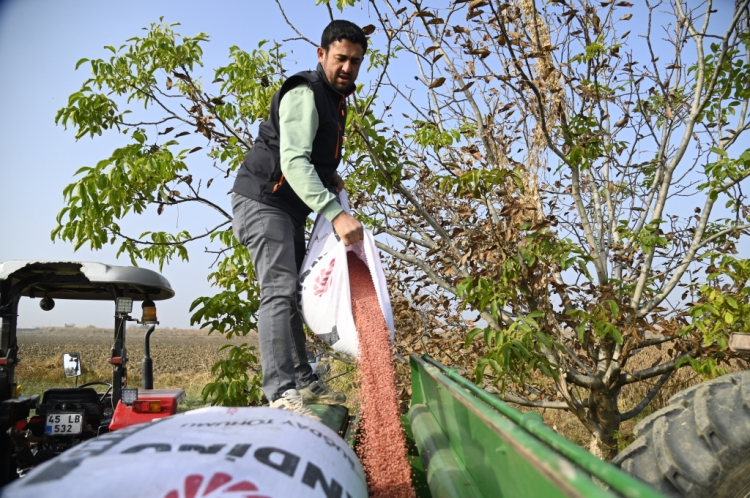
left=361, top=24, right=376, bottom=35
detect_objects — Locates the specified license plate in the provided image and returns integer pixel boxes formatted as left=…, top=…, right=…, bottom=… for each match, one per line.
left=45, top=412, right=84, bottom=435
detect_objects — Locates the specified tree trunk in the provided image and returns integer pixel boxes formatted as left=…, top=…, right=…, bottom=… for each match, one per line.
left=587, top=388, right=620, bottom=460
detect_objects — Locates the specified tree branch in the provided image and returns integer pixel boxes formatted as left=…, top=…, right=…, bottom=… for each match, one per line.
left=619, top=371, right=674, bottom=421
left=172, top=192, right=234, bottom=221
left=565, top=369, right=600, bottom=389
left=637, top=333, right=678, bottom=349
left=274, top=0, right=318, bottom=47
left=499, top=392, right=574, bottom=410
left=618, top=352, right=692, bottom=385
left=378, top=227, right=437, bottom=250
left=375, top=241, right=455, bottom=294
left=112, top=220, right=230, bottom=246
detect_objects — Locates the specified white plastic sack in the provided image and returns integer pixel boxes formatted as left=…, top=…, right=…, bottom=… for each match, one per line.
left=299, top=191, right=394, bottom=358
left=2, top=407, right=367, bottom=498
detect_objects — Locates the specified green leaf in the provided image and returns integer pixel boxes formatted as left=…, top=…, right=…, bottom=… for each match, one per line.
left=464, top=327, right=484, bottom=347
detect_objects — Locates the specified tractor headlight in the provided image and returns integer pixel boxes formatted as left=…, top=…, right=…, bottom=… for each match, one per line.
left=116, top=297, right=133, bottom=315
left=121, top=387, right=138, bottom=406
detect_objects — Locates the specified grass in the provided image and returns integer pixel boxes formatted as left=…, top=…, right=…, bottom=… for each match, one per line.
left=319, top=356, right=362, bottom=415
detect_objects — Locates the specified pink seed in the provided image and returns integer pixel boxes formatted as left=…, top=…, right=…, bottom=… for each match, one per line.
left=348, top=252, right=415, bottom=498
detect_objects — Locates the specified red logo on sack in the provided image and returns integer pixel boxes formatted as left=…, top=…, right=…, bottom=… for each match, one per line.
left=164, top=472, right=271, bottom=498
left=313, top=258, right=336, bottom=297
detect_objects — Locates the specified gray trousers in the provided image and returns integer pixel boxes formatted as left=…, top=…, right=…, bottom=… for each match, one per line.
left=231, top=193, right=314, bottom=401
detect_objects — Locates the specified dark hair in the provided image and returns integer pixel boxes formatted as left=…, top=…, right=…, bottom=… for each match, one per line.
left=321, top=20, right=367, bottom=53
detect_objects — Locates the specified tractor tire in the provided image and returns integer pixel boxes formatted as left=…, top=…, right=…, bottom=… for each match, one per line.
left=613, top=370, right=750, bottom=497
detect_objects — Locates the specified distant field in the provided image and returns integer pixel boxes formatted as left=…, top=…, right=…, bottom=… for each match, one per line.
left=17, top=326, right=256, bottom=374
left=14, top=326, right=259, bottom=409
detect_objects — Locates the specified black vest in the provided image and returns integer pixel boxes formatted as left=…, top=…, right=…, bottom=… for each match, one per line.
left=232, top=64, right=352, bottom=226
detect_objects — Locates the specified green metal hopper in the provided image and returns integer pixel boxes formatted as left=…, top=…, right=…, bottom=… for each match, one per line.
left=402, top=354, right=666, bottom=498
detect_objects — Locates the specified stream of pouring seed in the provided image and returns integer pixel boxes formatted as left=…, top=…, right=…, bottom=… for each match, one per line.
left=348, top=252, right=415, bottom=498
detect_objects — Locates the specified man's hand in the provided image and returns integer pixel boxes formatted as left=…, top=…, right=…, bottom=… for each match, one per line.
left=332, top=172, right=345, bottom=193
left=332, top=211, right=363, bottom=246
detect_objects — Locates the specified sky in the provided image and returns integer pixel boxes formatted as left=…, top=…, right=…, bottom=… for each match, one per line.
left=0, top=0, right=745, bottom=331
left=0, top=0, right=375, bottom=329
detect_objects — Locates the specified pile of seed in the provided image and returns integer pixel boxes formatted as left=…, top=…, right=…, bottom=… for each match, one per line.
left=348, top=252, right=415, bottom=498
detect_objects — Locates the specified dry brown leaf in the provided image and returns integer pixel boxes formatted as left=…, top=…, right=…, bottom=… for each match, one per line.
left=466, top=48, right=491, bottom=58
left=428, top=77, right=446, bottom=89
left=469, top=0, right=489, bottom=9
left=455, top=81, right=475, bottom=92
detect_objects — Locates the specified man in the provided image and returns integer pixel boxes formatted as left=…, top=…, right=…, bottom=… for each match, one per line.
left=231, top=20, right=366, bottom=420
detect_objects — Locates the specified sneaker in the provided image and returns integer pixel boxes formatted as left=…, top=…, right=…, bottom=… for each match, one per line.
left=270, top=389, right=322, bottom=422
left=299, top=379, right=346, bottom=405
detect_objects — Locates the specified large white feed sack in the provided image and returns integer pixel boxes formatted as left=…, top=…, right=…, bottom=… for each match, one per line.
left=299, top=191, right=394, bottom=358
left=2, top=407, right=367, bottom=498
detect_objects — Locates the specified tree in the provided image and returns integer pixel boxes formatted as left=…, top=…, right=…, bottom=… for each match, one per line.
left=54, top=0, right=750, bottom=458
left=53, top=19, right=280, bottom=406
left=346, top=0, right=750, bottom=458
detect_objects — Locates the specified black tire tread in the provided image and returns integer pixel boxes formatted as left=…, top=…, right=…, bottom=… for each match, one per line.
left=613, top=370, right=750, bottom=498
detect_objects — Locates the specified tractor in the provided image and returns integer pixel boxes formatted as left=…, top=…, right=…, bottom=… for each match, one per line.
left=0, top=261, right=184, bottom=485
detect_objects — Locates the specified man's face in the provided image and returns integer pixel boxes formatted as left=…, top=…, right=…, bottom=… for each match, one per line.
left=317, top=39, right=365, bottom=92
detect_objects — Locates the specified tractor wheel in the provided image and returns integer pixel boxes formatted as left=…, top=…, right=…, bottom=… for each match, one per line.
left=613, top=370, right=750, bottom=497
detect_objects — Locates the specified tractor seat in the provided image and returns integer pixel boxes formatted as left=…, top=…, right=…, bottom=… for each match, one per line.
left=36, top=388, right=104, bottom=418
